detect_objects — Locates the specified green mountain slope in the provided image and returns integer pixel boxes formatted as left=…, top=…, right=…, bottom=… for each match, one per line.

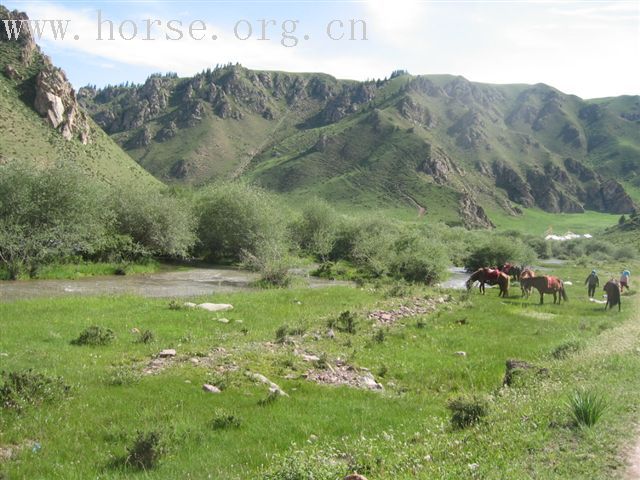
left=0, top=6, right=159, bottom=189
left=79, top=65, right=639, bottom=227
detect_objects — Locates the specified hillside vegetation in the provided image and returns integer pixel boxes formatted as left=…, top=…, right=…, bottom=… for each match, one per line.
left=79, top=66, right=640, bottom=226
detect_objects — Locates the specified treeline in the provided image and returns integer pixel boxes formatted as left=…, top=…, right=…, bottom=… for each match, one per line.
left=1, top=161, right=554, bottom=284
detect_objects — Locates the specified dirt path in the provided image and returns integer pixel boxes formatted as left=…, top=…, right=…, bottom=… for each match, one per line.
left=626, top=435, right=640, bottom=480
left=624, top=294, right=640, bottom=479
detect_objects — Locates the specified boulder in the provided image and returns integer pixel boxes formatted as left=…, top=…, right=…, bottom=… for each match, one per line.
left=197, top=303, right=233, bottom=312
left=202, top=384, right=221, bottom=394
left=158, top=349, right=176, bottom=358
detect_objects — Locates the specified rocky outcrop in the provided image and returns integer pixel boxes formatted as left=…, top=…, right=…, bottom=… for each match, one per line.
left=34, top=63, right=91, bottom=143
left=398, top=96, right=433, bottom=128
left=458, top=193, right=494, bottom=229
left=419, top=145, right=462, bottom=184
left=492, top=161, right=535, bottom=207
left=526, top=168, right=584, bottom=213
left=447, top=110, right=488, bottom=149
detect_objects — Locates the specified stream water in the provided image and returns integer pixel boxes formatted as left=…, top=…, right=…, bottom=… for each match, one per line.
left=0, top=266, right=351, bottom=302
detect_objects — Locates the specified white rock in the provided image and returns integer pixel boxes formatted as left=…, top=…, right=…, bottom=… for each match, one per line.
left=455, top=351, right=467, bottom=357
left=217, top=318, right=230, bottom=324
left=197, top=303, right=233, bottom=312
left=183, top=302, right=197, bottom=308
left=246, top=371, right=288, bottom=396
left=158, top=349, right=176, bottom=358
left=202, top=384, right=221, bottom=394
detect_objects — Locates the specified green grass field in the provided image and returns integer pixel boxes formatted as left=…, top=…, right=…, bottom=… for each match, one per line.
left=488, top=207, right=620, bottom=236
left=1, top=262, right=639, bottom=478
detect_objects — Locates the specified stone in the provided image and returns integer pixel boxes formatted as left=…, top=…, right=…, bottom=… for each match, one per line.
left=202, top=384, right=221, bottom=394
left=158, top=349, right=176, bottom=358
left=344, top=475, right=368, bottom=480
left=246, top=372, right=288, bottom=396
left=455, top=351, right=467, bottom=357
left=326, top=328, right=336, bottom=339
left=3, top=64, right=18, bottom=80
left=217, top=318, right=230, bottom=324
left=197, top=303, right=233, bottom=312
left=183, top=302, right=197, bottom=308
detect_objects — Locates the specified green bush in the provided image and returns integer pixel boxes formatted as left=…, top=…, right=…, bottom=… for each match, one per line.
left=389, top=232, right=447, bottom=284
left=292, top=198, right=339, bottom=261
left=211, top=409, right=242, bottom=430
left=0, top=160, right=112, bottom=278
left=567, top=389, right=607, bottom=427
left=125, top=431, right=164, bottom=470
left=242, top=239, right=293, bottom=287
left=0, top=369, right=70, bottom=411
left=197, top=182, right=288, bottom=263
left=447, top=394, right=488, bottom=429
left=71, top=326, right=115, bottom=346
left=464, top=236, right=535, bottom=271
left=111, top=186, right=196, bottom=258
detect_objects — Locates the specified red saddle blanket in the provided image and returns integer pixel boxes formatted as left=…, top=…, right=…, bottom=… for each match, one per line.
left=547, top=276, right=561, bottom=289
left=485, top=268, right=501, bottom=281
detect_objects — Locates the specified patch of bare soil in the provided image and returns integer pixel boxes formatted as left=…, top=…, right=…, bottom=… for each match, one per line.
left=305, top=361, right=383, bottom=391
left=367, top=296, right=451, bottom=326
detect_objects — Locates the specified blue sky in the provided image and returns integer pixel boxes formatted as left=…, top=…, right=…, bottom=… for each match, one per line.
left=5, top=1, right=640, bottom=98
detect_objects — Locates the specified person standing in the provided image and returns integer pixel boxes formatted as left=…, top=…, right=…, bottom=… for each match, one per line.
left=585, top=270, right=599, bottom=298
left=620, top=270, right=631, bottom=292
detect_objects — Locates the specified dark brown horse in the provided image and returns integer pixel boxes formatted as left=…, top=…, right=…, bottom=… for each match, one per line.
left=603, top=279, right=621, bottom=311
left=519, top=269, right=536, bottom=298
left=466, top=268, right=510, bottom=297
left=520, top=275, right=568, bottom=305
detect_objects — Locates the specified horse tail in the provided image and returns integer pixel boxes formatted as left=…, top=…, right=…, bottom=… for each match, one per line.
left=561, top=284, right=568, bottom=302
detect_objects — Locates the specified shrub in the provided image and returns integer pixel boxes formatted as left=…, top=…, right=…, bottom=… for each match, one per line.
left=0, top=370, right=70, bottom=410
left=447, top=395, right=488, bottom=429
left=71, top=326, right=115, bottom=346
left=136, top=330, right=155, bottom=344
left=242, top=239, right=293, bottom=288
left=613, top=245, right=636, bottom=260
left=197, top=182, right=288, bottom=263
left=211, top=409, right=242, bottom=430
left=111, top=186, right=196, bottom=259
left=567, top=389, right=607, bottom=427
left=292, top=198, right=339, bottom=261
left=389, top=232, right=447, bottom=284
left=126, top=431, right=164, bottom=470
left=464, top=236, right=535, bottom=271
left=0, top=160, right=112, bottom=278
left=336, top=310, right=358, bottom=334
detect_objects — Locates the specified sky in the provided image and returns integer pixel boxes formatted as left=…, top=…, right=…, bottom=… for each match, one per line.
left=4, top=0, right=640, bottom=99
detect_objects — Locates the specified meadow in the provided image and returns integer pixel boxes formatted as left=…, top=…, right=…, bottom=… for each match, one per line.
left=1, top=261, right=639, bottom=479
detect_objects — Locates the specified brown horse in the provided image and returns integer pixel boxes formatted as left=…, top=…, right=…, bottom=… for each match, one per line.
left=519, top=269, right=536, bottom=298
left=520, top=275, right=568, bottom=305
left=466, top=268, right=510, bottom=297
left=603, top=279, right=621, bottom=311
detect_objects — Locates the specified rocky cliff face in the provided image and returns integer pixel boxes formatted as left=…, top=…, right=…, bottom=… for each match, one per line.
left=1, top=7, right=91, bottom=143
left=34, top=62, right=91, bottom=143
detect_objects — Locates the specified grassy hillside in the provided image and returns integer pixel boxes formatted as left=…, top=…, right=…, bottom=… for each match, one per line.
left=80, top=66, right=639, bottom=225
left=0, top=10, right=160, bottom=189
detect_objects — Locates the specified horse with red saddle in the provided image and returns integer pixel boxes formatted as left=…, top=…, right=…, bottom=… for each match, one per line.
left=466, top=267, right=510, bottom=298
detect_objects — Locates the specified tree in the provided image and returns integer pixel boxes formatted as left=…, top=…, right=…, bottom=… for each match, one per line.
left=0, top=161, right=112, bottom=278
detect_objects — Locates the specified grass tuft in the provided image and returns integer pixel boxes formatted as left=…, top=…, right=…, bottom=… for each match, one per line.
left=567, top=389, right=607, bottom=427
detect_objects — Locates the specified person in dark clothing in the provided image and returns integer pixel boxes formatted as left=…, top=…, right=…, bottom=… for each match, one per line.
left=585, top=270, right=599, bottom=298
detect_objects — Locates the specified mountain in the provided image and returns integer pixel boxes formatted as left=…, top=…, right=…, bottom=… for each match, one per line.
left=0, top=6, right=159, bottom=189
left=78, top=64, right=639, bottom=227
